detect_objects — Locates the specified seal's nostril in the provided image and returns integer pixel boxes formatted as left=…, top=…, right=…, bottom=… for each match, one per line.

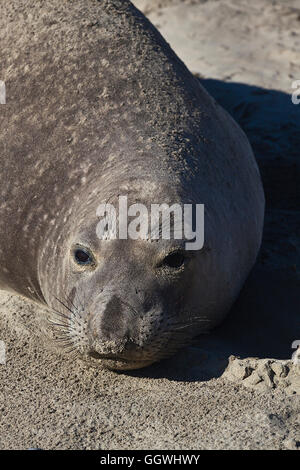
left=89, top=350, right=102, bottom=359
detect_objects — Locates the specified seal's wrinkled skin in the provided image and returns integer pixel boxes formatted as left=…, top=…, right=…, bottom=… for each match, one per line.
left=0, top=0, right=264, bottom=370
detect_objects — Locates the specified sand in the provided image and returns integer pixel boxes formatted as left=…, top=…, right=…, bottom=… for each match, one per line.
left=0, top=0, right=299, bottom=450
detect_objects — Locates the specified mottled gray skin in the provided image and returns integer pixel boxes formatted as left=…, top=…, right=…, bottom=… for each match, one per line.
left=0, top=0, right=264, bottom=370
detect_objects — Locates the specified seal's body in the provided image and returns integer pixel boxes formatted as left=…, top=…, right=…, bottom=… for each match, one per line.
left=0, top=0, right=264, bottom=369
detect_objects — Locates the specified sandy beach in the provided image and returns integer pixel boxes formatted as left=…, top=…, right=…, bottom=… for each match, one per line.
left=0, top=0, right=299, bottom=449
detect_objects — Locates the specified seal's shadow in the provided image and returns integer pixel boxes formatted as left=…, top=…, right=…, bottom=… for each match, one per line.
left=126, top=79, right=300, bottom=382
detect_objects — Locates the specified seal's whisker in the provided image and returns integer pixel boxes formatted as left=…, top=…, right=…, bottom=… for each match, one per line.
left=54, top=339, right=82, bottom=351
left=62, top=347, right=79, bottom=357
left=51, top=311, right=82, bottom=328
left=168, top=319, right=210, bottom=331
left=47, top=313, right=71, bottom=324
left=34, top=289, right=47, bottom=305
left=49, top=309, right=71, bottom=322
left=53, top=338, right=76, bottom=347
left=190, top=317, right=210, bottom=322
left=61, top=292, right=84, bottom=321
left=47, top=319, right=69, bottom=328
left=47, top=320, right=77, bottom=332
left=51, top=299, right=82, bottom=326
left=50, top=329, right=73, bottom=337
left=62, top=292, right=80, bottom=313
left=54, top=296, right=75, bottom=315
left=73, top=291, right=85, bottom=317
left=53, top=338, right=74, bottom=345
left=171, top=324, right=197, bottom=331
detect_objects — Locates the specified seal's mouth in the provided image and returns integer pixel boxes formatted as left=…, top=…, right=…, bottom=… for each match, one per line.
left=88, top=351, right=129, bottom=362
left=47, top=295, right=210, bottom=371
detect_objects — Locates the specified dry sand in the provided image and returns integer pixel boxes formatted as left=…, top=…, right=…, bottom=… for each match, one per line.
left=0, top=0, right=299, bottom=449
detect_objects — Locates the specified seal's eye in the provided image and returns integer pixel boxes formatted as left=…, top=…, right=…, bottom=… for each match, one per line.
left=163, top=251, right=185, bottom=269
left=73, top=247, right=94, bottom=266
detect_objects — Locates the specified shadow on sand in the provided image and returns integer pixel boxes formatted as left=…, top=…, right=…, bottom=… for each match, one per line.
left=126, top=79, right=300, bottom=382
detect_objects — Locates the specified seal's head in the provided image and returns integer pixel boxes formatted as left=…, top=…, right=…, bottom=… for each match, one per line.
left=38, top=183, right=219, bottom=371
left=60, top=239, right=204, bottom=371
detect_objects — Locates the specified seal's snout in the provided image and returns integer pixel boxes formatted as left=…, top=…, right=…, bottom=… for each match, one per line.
left=84, top=289, right=166, bottom=370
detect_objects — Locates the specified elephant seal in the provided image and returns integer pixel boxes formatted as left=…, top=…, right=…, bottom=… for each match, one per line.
left=0, top=0, right=264, bottom=370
